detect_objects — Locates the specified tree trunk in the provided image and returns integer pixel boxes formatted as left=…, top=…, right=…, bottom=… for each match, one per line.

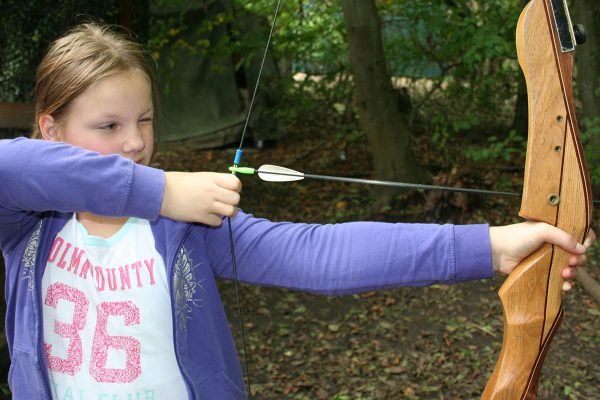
left=340, top=0, right=428, bottom=204
left=512, top=73, right=529, bottom=135
left=573, top=0, right=600, bottom=194
left=574, top=0, right=600, bottom=122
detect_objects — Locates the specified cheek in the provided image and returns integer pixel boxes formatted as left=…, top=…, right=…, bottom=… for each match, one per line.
left=143, top=126, right=155, bottom=148
left=93, top=139, right=124, bottom=156
left=64, top=131, right=119, bottom=156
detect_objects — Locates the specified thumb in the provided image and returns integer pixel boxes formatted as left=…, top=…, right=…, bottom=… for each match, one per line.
left=536, top=223, right=585, bottom=255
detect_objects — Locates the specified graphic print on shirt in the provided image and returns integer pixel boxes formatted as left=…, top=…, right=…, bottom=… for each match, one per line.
left=22, top=219, right=43, bottom=290
left=173, top=245, right=203, bottom=332
left=41, top=214, right=187, bottom=399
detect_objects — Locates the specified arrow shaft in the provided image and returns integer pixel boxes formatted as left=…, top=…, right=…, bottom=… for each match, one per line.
left=262, top=169, right=521, bottom=198
left=233, top=165, right=599, bottom=204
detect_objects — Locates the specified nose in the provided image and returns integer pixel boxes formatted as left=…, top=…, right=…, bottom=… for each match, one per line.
left=122, top=125, right=146, bottom=154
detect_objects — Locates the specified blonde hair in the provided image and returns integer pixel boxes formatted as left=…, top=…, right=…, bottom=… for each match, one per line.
left=32, top=22, right=159, bottom=143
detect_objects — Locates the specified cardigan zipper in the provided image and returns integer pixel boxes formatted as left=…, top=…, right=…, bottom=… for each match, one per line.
left=33, top=218, right=53, bottom=399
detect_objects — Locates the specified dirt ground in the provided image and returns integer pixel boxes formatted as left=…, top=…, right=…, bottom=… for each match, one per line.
left=151, top=130, right=600, bottom=400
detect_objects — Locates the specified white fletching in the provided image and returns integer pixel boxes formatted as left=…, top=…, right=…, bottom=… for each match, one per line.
left=257, top=164, right=304, bottom=182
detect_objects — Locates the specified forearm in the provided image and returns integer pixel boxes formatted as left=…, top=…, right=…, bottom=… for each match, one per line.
left=0, top=138, right=164, bottom=219
left=206, top=211, right=494, bottom=295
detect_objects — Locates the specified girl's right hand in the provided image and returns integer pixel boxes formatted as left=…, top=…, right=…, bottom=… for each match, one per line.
left=160, top=172, right=241, bottom=226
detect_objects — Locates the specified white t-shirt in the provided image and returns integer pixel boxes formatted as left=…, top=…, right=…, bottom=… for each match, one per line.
left=41, top=214, right=188, bottom=400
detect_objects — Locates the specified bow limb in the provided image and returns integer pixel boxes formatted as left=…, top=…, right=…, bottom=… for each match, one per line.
left=481, top=1, right=592, bottom=399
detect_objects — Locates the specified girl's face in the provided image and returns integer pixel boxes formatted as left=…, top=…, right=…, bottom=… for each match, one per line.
left=45, top=69, right=154, bottom=166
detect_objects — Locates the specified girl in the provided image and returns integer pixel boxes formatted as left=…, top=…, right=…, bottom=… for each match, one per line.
left=0, top=23, right=594, bottom=400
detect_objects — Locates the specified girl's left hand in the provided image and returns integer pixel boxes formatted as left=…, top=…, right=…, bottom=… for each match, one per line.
left=489, top=222, right=596, bottom=291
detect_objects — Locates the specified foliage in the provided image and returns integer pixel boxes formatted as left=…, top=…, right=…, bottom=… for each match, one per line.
left=462, top=129, right=525, bottom=162
left=3, top=0, right=594, bottom=173
left=0, top=0, right=116, bottom=101
left=377, top=0, right=524, bottom=160
left=238, top=0, right=352, bottom=132
left=0, top=0, right=149, bottom=102
left=148, top=0, right=352, bottom=136
left=240, top=0, right=347, bottom=74
left=149, top=0, right=528, bottom=163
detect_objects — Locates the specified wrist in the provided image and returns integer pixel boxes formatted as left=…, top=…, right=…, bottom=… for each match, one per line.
left=489, top=226, right=502, bottom=274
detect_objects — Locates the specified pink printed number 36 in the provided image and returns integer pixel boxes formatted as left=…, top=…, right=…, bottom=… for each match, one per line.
left=43, top=282, right=141, bottom=383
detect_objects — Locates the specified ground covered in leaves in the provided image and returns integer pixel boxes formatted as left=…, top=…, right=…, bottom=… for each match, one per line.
left=152, top=127, right=600, bottom=400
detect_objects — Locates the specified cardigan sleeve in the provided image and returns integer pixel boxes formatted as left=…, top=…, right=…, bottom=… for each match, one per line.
left=0, top=137, right=165, bottom=251
left=204, top=210, right=493, bottom=295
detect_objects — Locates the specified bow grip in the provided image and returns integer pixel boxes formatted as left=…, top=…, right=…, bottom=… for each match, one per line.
left=481, top=243, right=566, bottom=399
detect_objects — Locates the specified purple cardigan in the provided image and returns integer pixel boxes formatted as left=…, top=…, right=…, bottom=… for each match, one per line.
left=0, top=138, right=493, bottom=399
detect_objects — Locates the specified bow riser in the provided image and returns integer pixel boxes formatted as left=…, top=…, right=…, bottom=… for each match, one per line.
left=481, top=0, right=592, bottom=398
left=518, top=0, right=592, bottom=229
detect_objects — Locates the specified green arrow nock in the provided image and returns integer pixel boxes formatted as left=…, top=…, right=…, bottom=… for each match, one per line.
left=229, top=166, right=256, bottom=175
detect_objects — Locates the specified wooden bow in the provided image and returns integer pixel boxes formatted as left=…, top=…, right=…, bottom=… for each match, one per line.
left=481, top=0, right=592, bottom=398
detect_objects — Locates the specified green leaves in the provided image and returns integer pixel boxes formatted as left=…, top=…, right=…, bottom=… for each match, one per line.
left=378, top=0, right=525, bottom=164
left=462, top=129, right=526, bottom=162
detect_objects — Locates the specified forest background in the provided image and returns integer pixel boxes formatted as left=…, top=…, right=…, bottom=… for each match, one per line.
left=0, top=0, right=599, bottom=399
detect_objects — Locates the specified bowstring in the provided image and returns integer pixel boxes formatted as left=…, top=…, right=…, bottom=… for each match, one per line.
left=227, top=1, right=282, bottom=398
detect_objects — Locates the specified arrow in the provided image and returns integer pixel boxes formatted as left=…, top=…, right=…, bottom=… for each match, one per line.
left=230, top=164, right=523, bottom=198
left=230, top=165, right=600, bottom=204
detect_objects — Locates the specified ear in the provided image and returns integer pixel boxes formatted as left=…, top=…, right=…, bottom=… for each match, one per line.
left=39, top=114, right=62, bottom=141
